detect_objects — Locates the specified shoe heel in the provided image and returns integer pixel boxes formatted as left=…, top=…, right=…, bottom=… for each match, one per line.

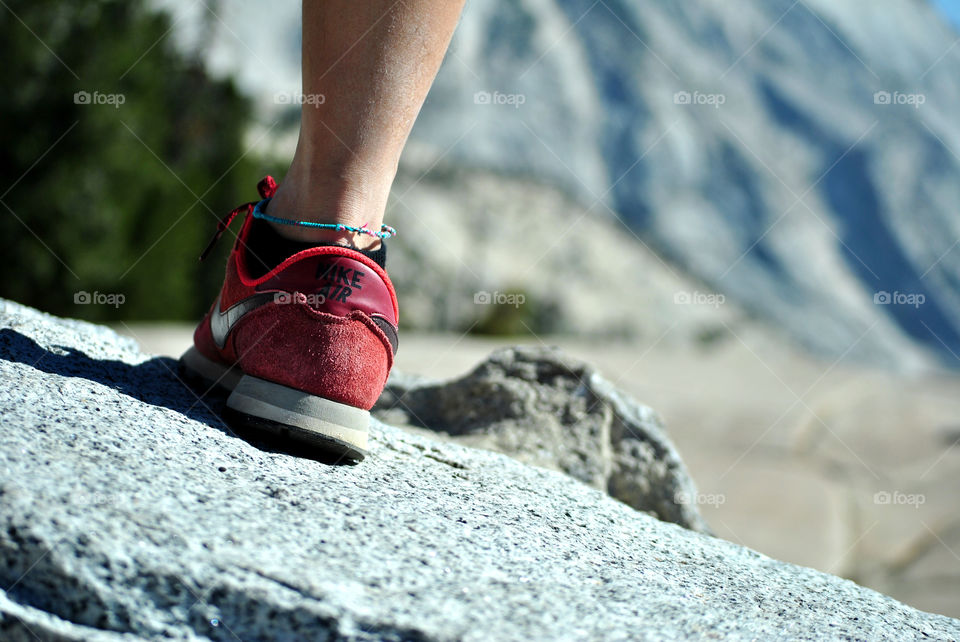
left=225, top=375, right=369, bottom=460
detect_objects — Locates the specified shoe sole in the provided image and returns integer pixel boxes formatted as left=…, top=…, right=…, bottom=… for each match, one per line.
left=179, top=346, right=244, bottom=393
left=179, top=347, right=369, bottom=461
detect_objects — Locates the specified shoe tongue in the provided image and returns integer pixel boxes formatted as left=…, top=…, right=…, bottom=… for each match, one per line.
left=243, top=218, right=387, bottom=279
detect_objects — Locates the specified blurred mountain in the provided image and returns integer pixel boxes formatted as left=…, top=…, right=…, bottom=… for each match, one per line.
left=162, top=0, right=960, bottom=370
left=386, top=152, right=759, bottom=347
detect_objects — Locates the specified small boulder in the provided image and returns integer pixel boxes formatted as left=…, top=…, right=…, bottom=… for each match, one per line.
left=375, top=346, right=709, bottom=532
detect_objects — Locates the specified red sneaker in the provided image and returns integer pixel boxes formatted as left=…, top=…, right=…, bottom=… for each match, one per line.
left=180, top=177, right=398, bottom=461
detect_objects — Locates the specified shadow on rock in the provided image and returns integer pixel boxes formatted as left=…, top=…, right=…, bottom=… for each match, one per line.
left=0, top=328, right=353, bottom=466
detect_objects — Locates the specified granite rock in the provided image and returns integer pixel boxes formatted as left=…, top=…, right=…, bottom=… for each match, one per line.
left=1, top=300, right=958, bottom=641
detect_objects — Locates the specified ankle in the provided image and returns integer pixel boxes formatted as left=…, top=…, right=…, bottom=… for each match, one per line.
left=262, top=212, right=385, bottom=250
left=266, top=161, right=392, bottom=250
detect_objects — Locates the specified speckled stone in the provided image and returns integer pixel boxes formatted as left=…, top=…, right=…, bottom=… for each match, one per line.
left=1, top=299, right=958, bottom=641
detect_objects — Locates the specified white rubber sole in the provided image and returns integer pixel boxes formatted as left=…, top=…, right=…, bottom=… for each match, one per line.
left=179, top=347, right=369, bottom=460
left=179, top=346, right=243, bottom=392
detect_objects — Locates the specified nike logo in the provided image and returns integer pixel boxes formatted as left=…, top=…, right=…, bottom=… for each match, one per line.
left=210, top=292, right=278, bottom=349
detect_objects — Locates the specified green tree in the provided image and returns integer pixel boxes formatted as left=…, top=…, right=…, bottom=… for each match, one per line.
left=0, top=0, right=269, bottom=321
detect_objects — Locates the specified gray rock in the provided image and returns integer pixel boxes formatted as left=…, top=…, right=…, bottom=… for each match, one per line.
left=1, top=299, right=958, bottom=641
left=375, top=346, right=710, bottom=533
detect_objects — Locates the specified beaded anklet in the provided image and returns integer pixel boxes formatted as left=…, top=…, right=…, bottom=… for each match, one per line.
left=198, top=176, right=397, bottom=261
left=252, top=199, right=397, bottom=240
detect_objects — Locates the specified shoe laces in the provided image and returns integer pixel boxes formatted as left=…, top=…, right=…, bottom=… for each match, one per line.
left=199, top=176, right=278, bottom=261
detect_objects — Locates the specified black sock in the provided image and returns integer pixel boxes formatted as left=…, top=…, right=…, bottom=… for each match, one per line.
left=243, top=218, right=387, bottom=278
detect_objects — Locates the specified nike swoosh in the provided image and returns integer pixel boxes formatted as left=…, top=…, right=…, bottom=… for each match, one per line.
left=210, top=292, right=278, bottom=349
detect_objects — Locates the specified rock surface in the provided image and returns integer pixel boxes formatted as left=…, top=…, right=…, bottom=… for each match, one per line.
left=375, top=346, right=709, bottom=533
left=2, top=300, right=959, bottom=641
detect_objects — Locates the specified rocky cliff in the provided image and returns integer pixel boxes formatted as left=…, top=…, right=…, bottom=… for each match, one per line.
left=413, top=0, right=960, bottom=369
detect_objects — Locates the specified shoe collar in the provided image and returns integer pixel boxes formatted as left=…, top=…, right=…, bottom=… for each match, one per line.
left=232, top=208, right=398, bottom=321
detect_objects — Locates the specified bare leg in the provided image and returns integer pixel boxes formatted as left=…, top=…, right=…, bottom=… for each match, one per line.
left=266, top=0, right=465, bottom=249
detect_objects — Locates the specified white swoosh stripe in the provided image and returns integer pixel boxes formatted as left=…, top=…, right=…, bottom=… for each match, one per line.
left=210, top=292, right=278, bottom=348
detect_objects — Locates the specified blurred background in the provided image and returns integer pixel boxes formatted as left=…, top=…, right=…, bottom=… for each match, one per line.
left=3, top=0, right=959, bottom=618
